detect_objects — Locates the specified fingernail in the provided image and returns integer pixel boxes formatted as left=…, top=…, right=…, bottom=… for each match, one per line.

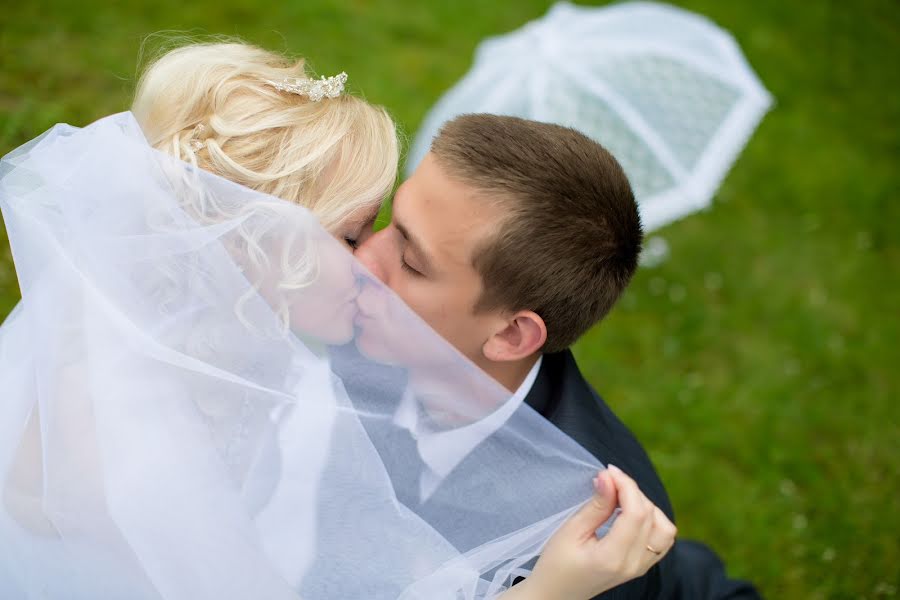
left=607, top=464, right=622, bottom=475
left=594, top=474, right=608, bottom=496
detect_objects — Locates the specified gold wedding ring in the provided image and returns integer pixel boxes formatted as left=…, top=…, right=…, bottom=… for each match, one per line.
left=646, top=544, right=662, bottom=555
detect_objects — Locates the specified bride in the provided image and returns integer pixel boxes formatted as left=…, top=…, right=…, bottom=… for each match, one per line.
left=0, top=41, right=674, bottom=599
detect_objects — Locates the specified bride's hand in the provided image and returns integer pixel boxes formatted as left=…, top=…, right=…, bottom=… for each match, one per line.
left=503, top=464, right=676, bottom=600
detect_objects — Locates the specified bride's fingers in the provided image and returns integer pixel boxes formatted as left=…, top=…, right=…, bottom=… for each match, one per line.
left=624, top=496, right=656, bottom=568
left=592, top=465, right=652, bottom=551
left=654, top=506, right=677, bottom=543
left=557, top=469, right=619, bottom=539
left=630, top=507, right=677, bottom=574
left=605, top=465, right=646, bottom=511
left=646, top=506, right=677, bottom=557
left=607, top=465, right=652, bottom=527
left=594, top=465, right=672, bottom=575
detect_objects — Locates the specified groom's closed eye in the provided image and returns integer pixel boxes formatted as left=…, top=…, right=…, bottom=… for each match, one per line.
left=401, top=255, right=424, bottom=277
left=393, top=221, right=431, bottom=278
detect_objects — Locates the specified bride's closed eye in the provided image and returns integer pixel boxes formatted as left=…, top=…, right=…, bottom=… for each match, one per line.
left=340, top=210, right=379, bottom=251
left=356, top=222, right=377, bottom=246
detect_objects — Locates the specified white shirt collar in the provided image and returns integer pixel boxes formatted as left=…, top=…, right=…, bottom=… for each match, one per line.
left=393, top=356, right=543, bottom=499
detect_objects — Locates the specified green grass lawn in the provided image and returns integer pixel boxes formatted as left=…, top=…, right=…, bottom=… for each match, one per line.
left=1, top=1, right=897, bottom=597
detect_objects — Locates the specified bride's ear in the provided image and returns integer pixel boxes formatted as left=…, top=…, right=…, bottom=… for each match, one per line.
left=482, top=310, right=547, bottom=363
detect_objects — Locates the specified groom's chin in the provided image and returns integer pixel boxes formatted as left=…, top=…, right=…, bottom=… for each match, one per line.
left=353, top=315, right=434, bottom=369
left=353, top=318, right=401, bottom=366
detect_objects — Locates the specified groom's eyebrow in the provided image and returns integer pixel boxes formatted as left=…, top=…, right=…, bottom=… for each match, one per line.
left=394, top=220, right=433, bottom=272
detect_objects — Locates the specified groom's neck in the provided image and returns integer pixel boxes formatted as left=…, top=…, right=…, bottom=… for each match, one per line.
left=481, top=354, right=541, bottom=394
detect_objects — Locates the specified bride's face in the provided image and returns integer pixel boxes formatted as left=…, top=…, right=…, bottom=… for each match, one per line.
left=241, top=205, right=379, bottom=347
left=283, top=238, right=359, bottom=345
left=284, top=206, right=380, bottom=346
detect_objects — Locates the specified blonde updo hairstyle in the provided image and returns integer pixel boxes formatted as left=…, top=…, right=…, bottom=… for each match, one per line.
left=132, top=41, right=398, bottom=232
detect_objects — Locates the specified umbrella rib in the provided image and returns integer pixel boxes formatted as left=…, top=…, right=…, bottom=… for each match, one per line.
left=556, top=62, right=687, bottom=181
left=529, top=68, right=547, bottom=122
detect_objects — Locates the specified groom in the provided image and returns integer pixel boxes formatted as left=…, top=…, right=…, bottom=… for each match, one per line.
left=355, top=114, right=759, bottom=599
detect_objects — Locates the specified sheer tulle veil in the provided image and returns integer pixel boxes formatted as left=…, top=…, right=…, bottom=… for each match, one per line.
left=0, top=113, right=600, bottom=599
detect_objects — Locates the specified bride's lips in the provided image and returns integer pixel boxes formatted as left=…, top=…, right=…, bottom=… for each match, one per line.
left=325, top=280, right=360, bottom=312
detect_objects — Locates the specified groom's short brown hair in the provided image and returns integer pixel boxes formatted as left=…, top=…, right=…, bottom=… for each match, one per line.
left=432, top=114, right=642, bottom=353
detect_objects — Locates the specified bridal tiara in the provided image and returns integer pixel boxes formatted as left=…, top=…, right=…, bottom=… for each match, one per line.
left=266, top=72, right=348, bottom=102
left=186, top=72, right=348, bottom=153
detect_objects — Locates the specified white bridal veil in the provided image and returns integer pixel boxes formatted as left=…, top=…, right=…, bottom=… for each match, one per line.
left=0, top=113, right=600, bottom=599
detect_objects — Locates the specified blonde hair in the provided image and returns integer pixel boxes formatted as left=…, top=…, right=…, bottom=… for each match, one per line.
left=132, top=41, right=398, bottom=232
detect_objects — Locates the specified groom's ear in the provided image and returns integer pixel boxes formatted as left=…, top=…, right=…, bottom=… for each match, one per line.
left=482, top=310, right=547, bottom=363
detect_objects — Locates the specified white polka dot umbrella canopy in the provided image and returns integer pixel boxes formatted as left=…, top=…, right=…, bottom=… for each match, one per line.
left=407, top=1, right=773, bottom=232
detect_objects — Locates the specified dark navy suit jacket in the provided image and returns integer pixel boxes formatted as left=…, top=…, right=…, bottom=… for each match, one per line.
left=329, top=345, right=760, bottom=599
left=518, top=350, right=677, bottom=600
left=516, top=350, right=760, bottom=600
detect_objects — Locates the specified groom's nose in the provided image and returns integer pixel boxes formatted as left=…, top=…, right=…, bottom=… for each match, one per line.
left=354, top=228, right=389, bottom=284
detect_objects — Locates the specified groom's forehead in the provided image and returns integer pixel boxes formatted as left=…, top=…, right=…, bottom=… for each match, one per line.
left=399, top=158, right=502, bottom=261
left=392, top=184, right=469, bottom=269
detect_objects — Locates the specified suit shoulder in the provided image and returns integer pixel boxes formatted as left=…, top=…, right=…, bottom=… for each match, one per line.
left=540, top=351, right=675, bottom=520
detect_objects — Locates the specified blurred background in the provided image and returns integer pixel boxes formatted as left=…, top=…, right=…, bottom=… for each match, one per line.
left=1, top=1, right=897, bottom=598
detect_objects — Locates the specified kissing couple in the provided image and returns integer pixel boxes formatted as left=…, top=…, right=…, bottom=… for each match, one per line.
left=0, top=42, right=759, bottom=599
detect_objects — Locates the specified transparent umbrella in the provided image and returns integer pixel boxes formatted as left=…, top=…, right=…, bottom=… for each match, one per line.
left=407, top=1, right=773, bottom=232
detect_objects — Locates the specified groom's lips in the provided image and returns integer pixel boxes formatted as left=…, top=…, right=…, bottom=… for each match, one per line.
left=354, top=286, right=386, bottom=320
left=353, top=308, right=379, bottom=328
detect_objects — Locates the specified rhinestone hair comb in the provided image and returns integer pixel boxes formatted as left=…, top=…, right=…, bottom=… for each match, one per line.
left=267, top=72, right=348, bottom=102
